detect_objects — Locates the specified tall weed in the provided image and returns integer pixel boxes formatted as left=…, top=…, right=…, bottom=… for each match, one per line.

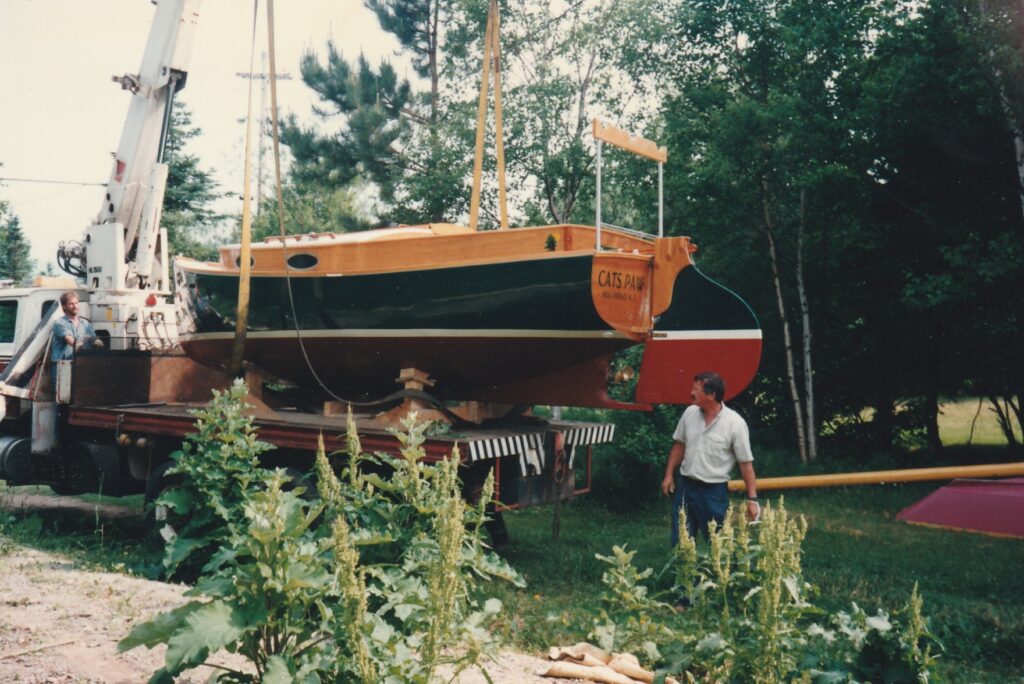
left=121, top=382, right=523, bottom=683
left=591, top=501, right=940, bottom=682
left=155, top=381, right=274, bottom=574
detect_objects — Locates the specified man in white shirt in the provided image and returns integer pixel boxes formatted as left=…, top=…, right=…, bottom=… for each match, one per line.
left=660, top=371, right=759, bottom=544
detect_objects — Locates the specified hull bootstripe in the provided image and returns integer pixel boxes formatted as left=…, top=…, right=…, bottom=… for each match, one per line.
left=182, top=328, right=633, bottom=341
left=656, top=329, right=762, bottom=340
left=181, top=328, right=761, bottom=342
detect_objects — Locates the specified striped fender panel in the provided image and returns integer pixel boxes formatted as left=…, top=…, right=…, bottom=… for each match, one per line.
left=563, top=424, right=616, bottom=469
left=562, top=424, right=616, bottom=449
left=463, top=423, right=615, bottom=476
left=466, top=433, right=545, bottom=477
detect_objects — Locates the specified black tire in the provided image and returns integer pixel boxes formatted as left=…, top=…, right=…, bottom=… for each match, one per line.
left=144, top=460, right=180, bottom=505
left=486, top=508, right=510, bottom=549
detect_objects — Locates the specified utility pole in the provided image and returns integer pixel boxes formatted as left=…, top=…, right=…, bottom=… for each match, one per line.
left=236, top=51, right=291, bottom=213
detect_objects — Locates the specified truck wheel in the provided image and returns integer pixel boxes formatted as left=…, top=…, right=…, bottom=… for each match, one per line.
left=50, top=447, right=99, bottom=495
left=486, top=508, right=510, bottom=549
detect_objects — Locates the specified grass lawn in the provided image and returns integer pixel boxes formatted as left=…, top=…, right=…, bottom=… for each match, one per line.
left=494, top=484, right=1023, bottom=683
left=939, top=397, right=1021, bottom=446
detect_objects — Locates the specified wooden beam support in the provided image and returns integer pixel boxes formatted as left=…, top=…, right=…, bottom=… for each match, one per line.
left=592, top=119, right=667, bottom=163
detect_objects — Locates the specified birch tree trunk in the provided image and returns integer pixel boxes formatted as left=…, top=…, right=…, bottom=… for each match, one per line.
left=761, top=179, right=809, bottom=463
left=796, top=189, right=817, bottom=461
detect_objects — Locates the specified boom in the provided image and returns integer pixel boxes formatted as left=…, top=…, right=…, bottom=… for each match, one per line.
left=62, top=0, right=200, bottom=292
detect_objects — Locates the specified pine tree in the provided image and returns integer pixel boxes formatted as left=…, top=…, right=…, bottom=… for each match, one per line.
left=0, top=200, right=33, bottom=284
left=162, top=102, right=223, bottom=259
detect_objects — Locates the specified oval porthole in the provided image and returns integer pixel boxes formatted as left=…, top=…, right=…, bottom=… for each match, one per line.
left=235, top=256, right=256, bottom=268
left=286, top=253, right=319, bottom=270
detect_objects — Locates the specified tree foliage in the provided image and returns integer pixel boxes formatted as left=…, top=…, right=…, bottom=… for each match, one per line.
left=251, top=178, right=375, bottom=241
left=162, top=102, right=223, bottom=260
left=646, top=0, right=1023, bottom=454
left=0, top=198, right=33, bottom=284
left=280, top=31, right=468, bottom=225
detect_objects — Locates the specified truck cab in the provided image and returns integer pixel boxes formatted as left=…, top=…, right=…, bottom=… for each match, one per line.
left=0, top=283, right=80, bottom=369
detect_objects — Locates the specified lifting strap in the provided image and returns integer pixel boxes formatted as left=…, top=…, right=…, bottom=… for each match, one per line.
left=469, top=0, right=509, bottom=231
left=261, top=0, right=407, bottom=408
left=228, top=0, right=261, bottom=376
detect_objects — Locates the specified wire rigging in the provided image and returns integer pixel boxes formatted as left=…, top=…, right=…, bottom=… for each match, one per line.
left=0, top=176, right=105, bottom=187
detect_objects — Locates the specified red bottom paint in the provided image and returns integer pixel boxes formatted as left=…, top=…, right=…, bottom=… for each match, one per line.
left=635, top=338, right=763, bottom=404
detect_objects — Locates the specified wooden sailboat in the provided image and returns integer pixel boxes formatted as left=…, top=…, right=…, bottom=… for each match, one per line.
left=174, top=2, right=761, bottom=411
left=174, top=218, right=761, bottom=409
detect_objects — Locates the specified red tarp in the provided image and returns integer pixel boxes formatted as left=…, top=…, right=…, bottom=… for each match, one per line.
left=896, top=477, right=1024, bottom=539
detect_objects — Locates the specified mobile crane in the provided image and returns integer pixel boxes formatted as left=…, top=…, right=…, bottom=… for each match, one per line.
left=0, top=0, right=610, bottom=517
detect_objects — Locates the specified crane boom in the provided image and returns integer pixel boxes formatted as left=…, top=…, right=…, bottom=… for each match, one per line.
left=92, top=0, right=200, bottom=292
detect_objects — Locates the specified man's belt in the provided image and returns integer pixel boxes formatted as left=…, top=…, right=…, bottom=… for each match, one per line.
left=681, top=476, right=726, bottom=488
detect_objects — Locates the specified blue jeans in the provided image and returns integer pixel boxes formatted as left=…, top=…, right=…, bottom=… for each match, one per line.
left=671, top=475, right=729, bottom=545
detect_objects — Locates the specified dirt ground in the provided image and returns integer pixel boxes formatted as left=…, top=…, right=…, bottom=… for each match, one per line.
left=0, top=493, right=569, bottom=683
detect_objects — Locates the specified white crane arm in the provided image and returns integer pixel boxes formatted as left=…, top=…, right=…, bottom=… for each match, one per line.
left=93, top=0, right=200, bottom=291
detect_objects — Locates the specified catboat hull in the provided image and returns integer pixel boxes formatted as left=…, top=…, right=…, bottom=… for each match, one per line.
left=175, top=224, right=761, bottom=408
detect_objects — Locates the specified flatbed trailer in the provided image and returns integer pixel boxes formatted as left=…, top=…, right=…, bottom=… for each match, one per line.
left=66, top=400, right=612, bottom=510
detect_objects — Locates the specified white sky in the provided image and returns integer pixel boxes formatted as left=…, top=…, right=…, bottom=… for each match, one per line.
left=0, top=0, right=409, bottom=272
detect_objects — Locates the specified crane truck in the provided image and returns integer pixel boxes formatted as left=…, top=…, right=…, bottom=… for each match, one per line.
left=0, top=0, right=613, bottom=520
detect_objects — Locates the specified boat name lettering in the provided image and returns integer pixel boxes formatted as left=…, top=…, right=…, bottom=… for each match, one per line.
left=597, top=270, right=645, bottom=291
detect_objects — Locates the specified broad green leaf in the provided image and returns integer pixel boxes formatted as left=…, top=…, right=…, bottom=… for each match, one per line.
left=189, top=575, right=236, bottom=598
left=362, top=473, right=400, bottom=492
left=263, top=655, right=294, bottom=684
left=164, top=600, right=248, bottom=672
left=696, top=632, right=728, bottom=653
left=371, top=618, right=396, bottom=644
left=156, top=487, right=194, bottom=514
left=394, top=603, right=420, bottom=621
left=146, top=668, right=175, bottom=684
left=865, top=613, right=892, bottom=632
left=201, top=546, right=239, bottom=574
left=118, top=601, right=205, bottom=652
left=163, top=535, right=206, bottom=569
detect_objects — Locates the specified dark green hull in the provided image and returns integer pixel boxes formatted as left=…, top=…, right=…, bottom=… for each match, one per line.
left=176, top=252, right=762, bottom=407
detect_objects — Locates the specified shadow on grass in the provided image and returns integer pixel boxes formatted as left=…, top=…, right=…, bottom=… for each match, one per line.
left=0, top=484, right=164, bottom=578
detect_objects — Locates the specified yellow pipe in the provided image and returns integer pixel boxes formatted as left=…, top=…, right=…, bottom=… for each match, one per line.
left=727, top=462, right=1024, bottom=492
